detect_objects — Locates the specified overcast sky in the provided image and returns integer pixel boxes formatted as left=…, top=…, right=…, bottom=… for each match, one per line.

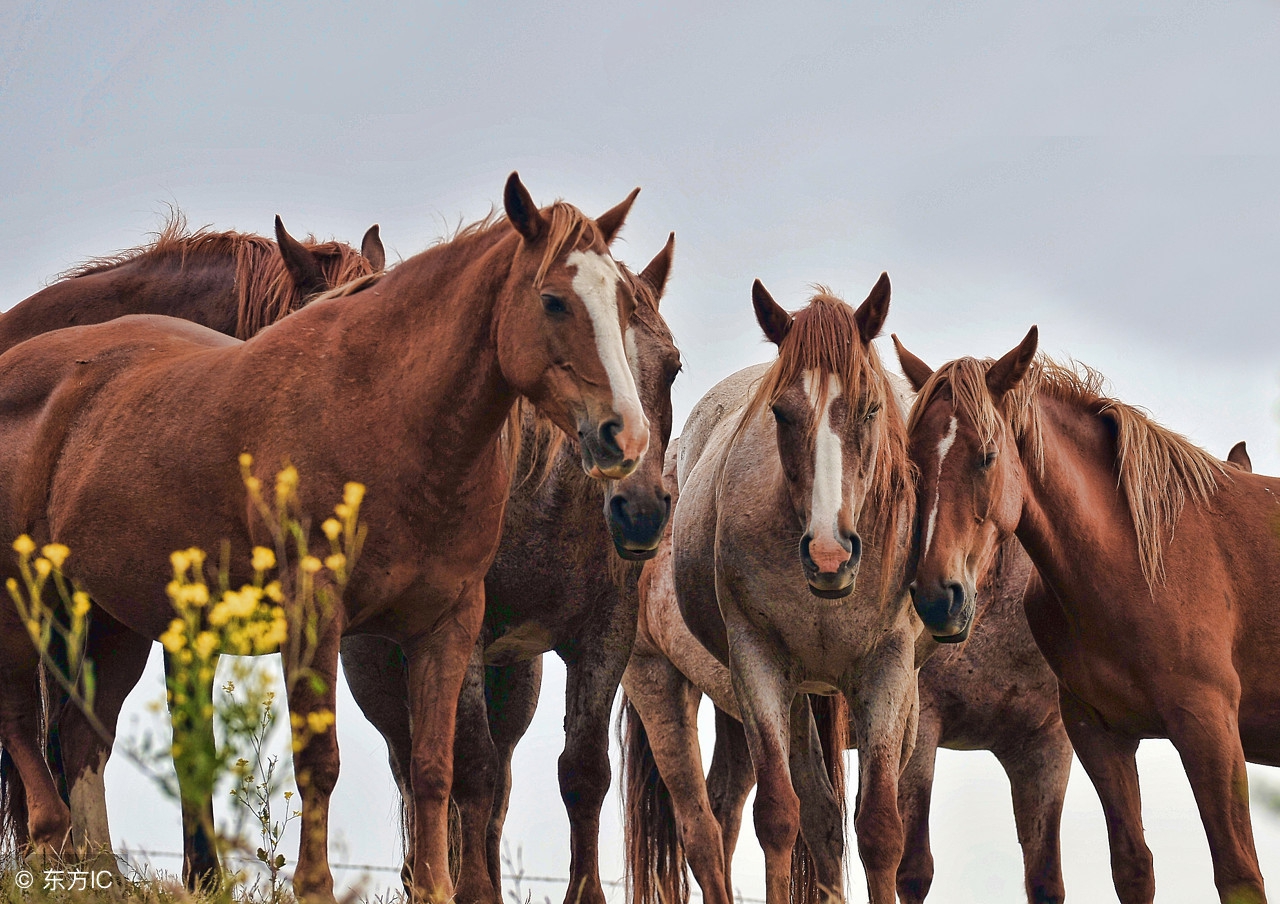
left=3, top=2, right=1280, bottom=902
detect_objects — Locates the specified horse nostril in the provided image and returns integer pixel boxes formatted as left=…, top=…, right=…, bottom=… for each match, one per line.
left=609, top=494, right=632, bottom=529
left=845, top=532, right=862, bottom=565
left=945, top=581, right=964, bottom=615
left=600, top=418, right=622, bottom=447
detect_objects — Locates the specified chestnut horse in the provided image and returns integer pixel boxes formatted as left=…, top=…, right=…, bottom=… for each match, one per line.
left=0, top=174, right=648, bottom=903
left=340, top=236, right=680, bottom=904
left=0, top=214, right=383, bottom=880
left=622, top=276, right=918, bottom=904
left=896, top=328, right=1280, bottom=904
left=624, top=430, right=1072, bottom=904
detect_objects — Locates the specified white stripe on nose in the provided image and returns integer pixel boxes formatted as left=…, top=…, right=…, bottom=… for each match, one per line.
left=803, top=371, right=844, bottom=553
left=922, top=416, right=958, bottom=559
left=567, top=250, right=649, bottom=460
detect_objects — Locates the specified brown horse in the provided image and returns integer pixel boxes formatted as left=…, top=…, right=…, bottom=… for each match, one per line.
left=0, top=213, right=384, bottom=881
left=622, top=276, right=919, bottom=904
left=624, top=439, right=1073, bottom=904
left=895, top=328, right=1280, bottom=904
left=340, top=236, right=680, bottom=904
left=0, top=174, right=648, bottom=903
left=0, top=213, right=384, bottom=348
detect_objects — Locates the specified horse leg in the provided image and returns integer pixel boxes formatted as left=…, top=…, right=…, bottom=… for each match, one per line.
left=788, top=695, right=844, bottom=901
left=993, top=719, right=1072, bottom=904
left=283, top=615, right=344, bottom=903
left=56, top=619, right=151, bottom=871
left=1057, top=686, right=1153, bottom=904
left=846, top=643, right=917, bottom=904
left=706, top=705, right=754, bottom=902
left=0, top=652, right=69, bottom=856
left=163, top=650, right=221, bottom=889
left=724, top=626, right=800, bottom=904
left=621, top=648, right=731, bottom=904
left=484, top=656, right=542, bottom=891
left=404, top=591, right=486, bottom=903
left=1162, top=688, right=1266, bottom=904
left=340, top=634, right=414, bottom=884
left=451, top=643, right=500, bottom=904
left=558, top=613, right=636, bottom=904
left=895, top=710, right=941, bottom=904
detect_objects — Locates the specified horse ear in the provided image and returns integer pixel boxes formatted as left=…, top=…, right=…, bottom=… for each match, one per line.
left=854, top=272, right=891, bottom=345
left=597, top=188, right=641, bottom=245
left=1227, top=441, right=1252, bottom=472
left=986, top=325, right=1039, bottom=399
left=504, top=172, right=546, bottom=243
left=638, top=232, right=675, bottom=304
left=892, top=334, right=934, bottom=392
left=752, top=279, right=792, bottom=346
left=275, top=215, right=328, bottom=297
left=361, top=224, right=385, bottom=272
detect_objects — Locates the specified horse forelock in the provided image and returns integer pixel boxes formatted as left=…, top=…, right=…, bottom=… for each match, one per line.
left=735, top=292, right=915, bottom=565
left=911, top=354, right=1226, bottom=587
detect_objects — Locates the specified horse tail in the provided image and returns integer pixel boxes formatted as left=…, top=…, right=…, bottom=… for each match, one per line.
left=619, top=692, right=688, bottom=904
left=791, top=693, right=849, bottom=904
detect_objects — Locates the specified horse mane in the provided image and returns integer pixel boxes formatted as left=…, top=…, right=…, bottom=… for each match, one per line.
left=57, top=211, right=377, bottom=339
left=735, top=291, right=915, bottom=566
left=908, top=355, right=1227, bottom=587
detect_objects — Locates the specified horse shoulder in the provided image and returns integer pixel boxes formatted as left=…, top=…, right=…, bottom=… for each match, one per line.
left=677, top=362, right=769, bottom=489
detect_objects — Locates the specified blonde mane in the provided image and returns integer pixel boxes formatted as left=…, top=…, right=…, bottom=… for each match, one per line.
left=908, top=355, right=1227, bottom=586
left=58, top=211, right=378, bottom=339
left=734, top=291, right=915, bottom=561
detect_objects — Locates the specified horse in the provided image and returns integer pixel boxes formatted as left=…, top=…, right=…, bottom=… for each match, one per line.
left=624, top=414, right=1073, bottom=904
left=0, top=173, right=649, bottom=903
left=339, top=234, right=680, bottom=904
left=894, top=328, right=1280, bottom=904
left=0, top=213, right=384, bottom=348
left=0, top=213, right=384, bottom=882
left=621, top=275, right=920, bottom=904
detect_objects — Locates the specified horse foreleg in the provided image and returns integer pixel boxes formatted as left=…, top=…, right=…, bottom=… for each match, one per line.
left=161, top=649, right=222, bottom=890
left=340, top=634, right=414, bottom=887
left=895, top=711, right=941, bottom=904
left=558, top=613, right=635, bottom=904
left=788, top=695, right=845, bottom=902
left=706, top=705, right=754, bottom=903
left=994, top=718, right=1071, bottom=904
left=846, top=644, right=916, bottom=904
left=0, top=653, right=70, bottom=857
left=484, top=656, right=543, bottom=891
left=725, top=626, right=800, bottom=904
left=284, top=618, right=343, bottom=903
left=451, top=643, right=500, bottom=904
left=1162, top=687, right=1266, bottom=904
left=404, top=594, right=486, bottom=903
left=1057, top=685, right=1153, bottom=904
left=621, top=648, right=729, bottom=904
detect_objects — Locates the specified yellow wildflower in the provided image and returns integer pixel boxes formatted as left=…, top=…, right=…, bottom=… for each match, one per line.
left=186, top=548, right=207, bottom=569
left=251, top=547, right=276, bottom=572
left=306, top=710, right=335, bottom=734
left=170, top=550, right=191, bottom=573
left=321, top=518, right=341, bottom=542
left=33, top=558, right=52, bottom=578
left=324, top=553, right=346, bottom=573
left=71, top=592, right=91, bottom=618
left=238, top=452, right=253, bottom=469
left=300, top=556, right=322, bottom=574
left=160, top=620, right=187, bottom=653
left=193, top=632, right=218, bottom=660
left=6, top=577, right=19, bottom=594
left=12, top=535, right=35, bottom=556
left=264, top=582, right=283, bottom=603
left=334, top=503, right=351, bottom=520
left=290, top=712, right=304, bottom=730
left=40, top=544, right=69, bottom=569
left=343, top=482, right=365, bottom=508
left=245, top=476, right=261, bottom=495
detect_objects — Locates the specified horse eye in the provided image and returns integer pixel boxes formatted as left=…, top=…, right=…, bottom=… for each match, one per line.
left=771, top=405, right=791, bottom=426
left=541, top=294, right=568, bottom=316
left=978, top=450, right=998, bottom=470
left=864, top=404, right=881, bottom=422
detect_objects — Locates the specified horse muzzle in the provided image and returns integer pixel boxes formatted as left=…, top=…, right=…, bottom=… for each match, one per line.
left=579, top=416, right=648, bottom=480
left=910, top=579, right=975, bottom=643
left=801, top=532, right=861, bottom=600
left=606, top=486, right=671, bottom=560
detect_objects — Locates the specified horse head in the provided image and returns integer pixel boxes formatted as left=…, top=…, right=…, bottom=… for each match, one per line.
left=497, top=173, right=649, bottom=481
left=894, top=326, right=1038, bottom=641
left=746, top=272, right=908, bottom=600
left=603, top=235, right=680, bottom=560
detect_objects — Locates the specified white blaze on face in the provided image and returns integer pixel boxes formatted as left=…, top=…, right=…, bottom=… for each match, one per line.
left=803, top=370, right=845, bottom=551
left=922, top=416, right=958, bottom=559
left=566, top=250, right=648, bottom=458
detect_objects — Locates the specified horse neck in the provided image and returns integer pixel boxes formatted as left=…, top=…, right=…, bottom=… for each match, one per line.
left=1014, top=394, right=1140, bottom=597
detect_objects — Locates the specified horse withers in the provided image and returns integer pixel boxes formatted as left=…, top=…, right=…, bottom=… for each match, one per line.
left=896, top=328, right=1280, bottom=904
left=0, top=174, right=648, bottom=903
